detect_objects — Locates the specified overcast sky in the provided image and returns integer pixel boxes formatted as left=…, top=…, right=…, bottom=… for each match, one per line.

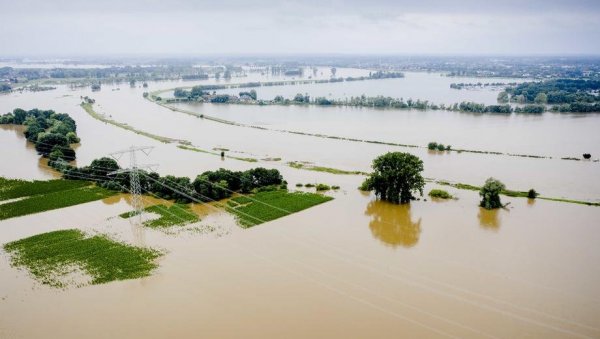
left=1, top=0, right=599, bottom=57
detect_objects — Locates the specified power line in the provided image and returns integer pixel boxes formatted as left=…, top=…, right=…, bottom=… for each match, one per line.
left=109, top=146, right=157, bottom=223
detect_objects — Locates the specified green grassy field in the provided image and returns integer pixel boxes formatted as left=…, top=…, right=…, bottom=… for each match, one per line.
left=120, top=204, right=200, bottom=228
left=226, top=190, right=333, bottom=227
left=0, top=177, right=91, bottom=201
left=0, top=184, right=115, bottom=220
left=3, top=229, right=162, bottom=288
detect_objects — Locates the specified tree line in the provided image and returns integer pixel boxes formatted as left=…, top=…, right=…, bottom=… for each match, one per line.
left=54, top=157, right=285, bottom=203
left=0, top=108, right=80, bottom=161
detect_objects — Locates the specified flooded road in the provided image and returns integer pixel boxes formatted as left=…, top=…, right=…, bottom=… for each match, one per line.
left=1, top=68, right=599, bottom=338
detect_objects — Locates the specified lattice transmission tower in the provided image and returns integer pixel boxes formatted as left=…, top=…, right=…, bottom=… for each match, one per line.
left=108, top=146, right=157, bottom=222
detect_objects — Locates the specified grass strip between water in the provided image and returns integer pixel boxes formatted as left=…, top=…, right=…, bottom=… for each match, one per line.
left=120, top=204, right=200, bottom=228
left=177, top=145, right=258, bottom=162
left=225, top=189, right=333, bottom=228
left=81, top=102, right=186, bottom=144
left=3, top=229, right=162, bottom=288
left=435, top=180, right=600, bottom=207
left=287, top=161, right=368, bottom=175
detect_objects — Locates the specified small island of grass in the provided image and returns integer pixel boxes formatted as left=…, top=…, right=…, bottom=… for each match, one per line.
left=3, top=229, right=162, bottom=288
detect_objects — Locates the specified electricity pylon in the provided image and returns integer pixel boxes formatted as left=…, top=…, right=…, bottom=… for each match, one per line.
left=108, top=146, right=157, bottom=222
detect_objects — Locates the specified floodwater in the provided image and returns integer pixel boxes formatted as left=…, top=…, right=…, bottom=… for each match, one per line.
left=1, top=182, right=599, bottom=338
left=214, top=71, right=528, bottom=105
left=1, top=68, right=600, bottom=338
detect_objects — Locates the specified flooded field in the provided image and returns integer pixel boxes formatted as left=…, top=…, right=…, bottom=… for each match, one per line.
left=1, top=68, right=599, bottom=338
left=1, top=183, right=599, bottom=338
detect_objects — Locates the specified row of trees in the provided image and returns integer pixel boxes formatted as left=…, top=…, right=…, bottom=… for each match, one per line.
left=0, top=108, right=79, bottom=160
left=54, top=157, right=285, bottom=203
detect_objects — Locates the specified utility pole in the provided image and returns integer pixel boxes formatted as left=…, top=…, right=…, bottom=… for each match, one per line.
left=108, top=146, right=157, bottom=223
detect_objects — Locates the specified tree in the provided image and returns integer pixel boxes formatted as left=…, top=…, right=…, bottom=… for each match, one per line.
left=35, top=133, right=68, bottom=155
left=497, top=91, right=509, bottom=103
left=330, top=67, right=337, bottom=77
left=89, top=157, right=120, bottom=178
left=361, top=152, right=425, bottom=204
left=479, top=178, right=505, bottom=209
left=534, top=92, right=548, bottom=104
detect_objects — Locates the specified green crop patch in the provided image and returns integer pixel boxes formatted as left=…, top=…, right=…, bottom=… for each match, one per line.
left=120, top=204, right=200, bottom=228
left=226, top=190, right=333, bottom=228
left=3, top=229, right=162, bottom=288
left=0, top=186, right=115, bottom=220
left=0, top=177, right=91, bottom=201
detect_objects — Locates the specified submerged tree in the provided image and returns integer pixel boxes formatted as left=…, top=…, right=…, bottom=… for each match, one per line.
left=361, top=152, right=425, bottom=204
left=479, top=178, right=505, bottom=209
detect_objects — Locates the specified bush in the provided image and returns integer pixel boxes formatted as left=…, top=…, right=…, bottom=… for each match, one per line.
left=332, top=185, right=340, bottom=190
left=295, top=183, right=303, bottom=187
left=583, top=153, right=591, bottom=159
left=305, top=183, right=315, bottom=188
left=428, top=189, right=453, bottom=199
left=35, top=133, right=69, bottom=155
left=427, top=142, right=438, bottom=150
left=480, top=178, right=505, bottom=209
left=436, top=143, right=446, bottom=151
left=316, top=184, right=331, bottom=191
left=527, top=189, right=538, bottom=199
left=66, top=131, right=80, bottom=143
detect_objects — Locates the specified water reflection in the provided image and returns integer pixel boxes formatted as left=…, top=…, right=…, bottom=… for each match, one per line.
left=478, top=208, right=501, bottom=231
left=364, top=200, right=422, bottom=248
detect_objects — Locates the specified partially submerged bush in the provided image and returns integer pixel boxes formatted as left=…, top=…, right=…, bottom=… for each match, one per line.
left=295, top=183, right=303, bottom=187
left=428, top=189, right=453, bottom=199
left=428, top=141, right=449, bottom=151
left=480, top=178, right=505, bottom=209
left=583, top=153, right=591, bottom=159
left=527, top=189, right=538, bottom=199
left=316, top=183, right=331, bottom=191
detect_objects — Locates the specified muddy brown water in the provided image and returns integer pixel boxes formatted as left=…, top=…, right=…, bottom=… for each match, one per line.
left=1, top=70, right=599, bottom=338
left=0, top=186, right=599, bottom=338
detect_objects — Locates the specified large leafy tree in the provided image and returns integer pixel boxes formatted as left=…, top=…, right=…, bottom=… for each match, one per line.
left=361, top=152, right=425, bottom=204
left=479, top=178, right=505, bottom=209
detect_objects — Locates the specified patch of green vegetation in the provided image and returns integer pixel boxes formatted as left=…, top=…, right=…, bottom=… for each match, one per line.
left=226, top=190, right=333, bottom=227
left=3, top=229, right=162, bottom=288
left=315, top=183, right=331, bottom=191
left=0, top=177, right=90, bottom=201
left=0, top=186, right=115, bottom=220
left=428, top=189, right=453, bottom=199
left=287, top=161, right=367, bottom=175
left=120, top=204, right=200, bottom=228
